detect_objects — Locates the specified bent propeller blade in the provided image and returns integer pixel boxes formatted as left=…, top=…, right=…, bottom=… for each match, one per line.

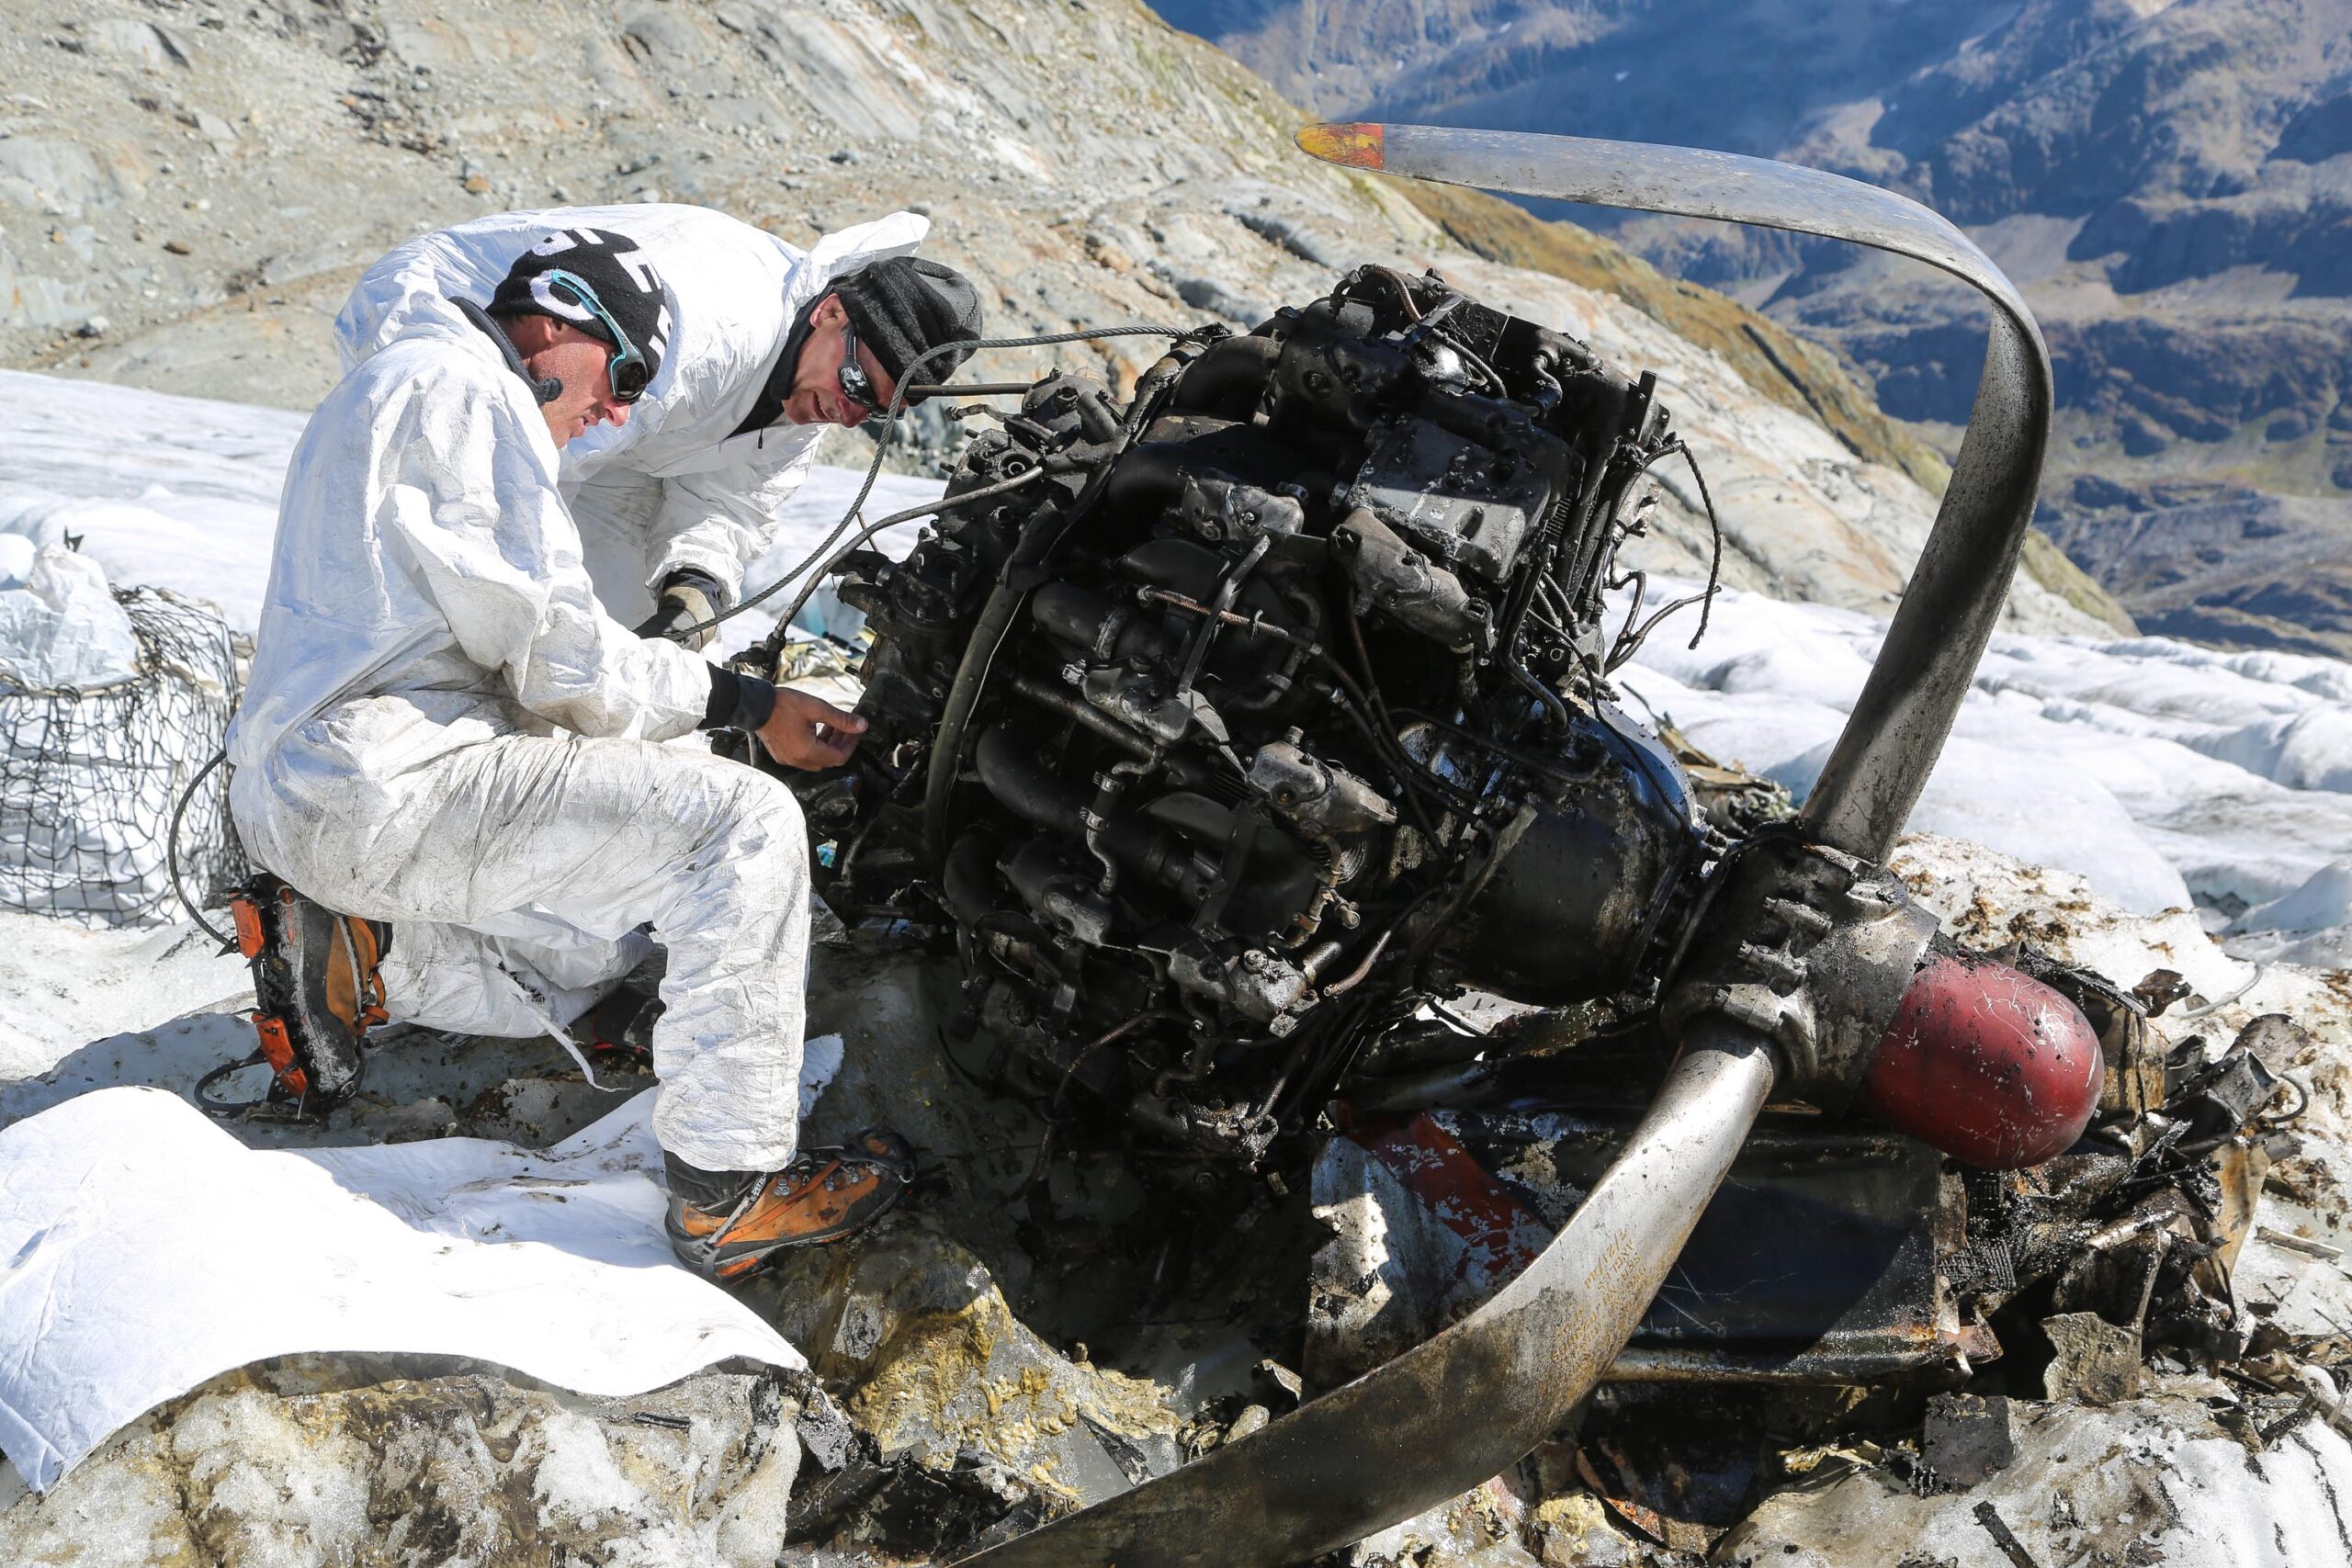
left=1293, top=120, right=2036, bottom=351
left=958, top=125, right=2052, bottom=1568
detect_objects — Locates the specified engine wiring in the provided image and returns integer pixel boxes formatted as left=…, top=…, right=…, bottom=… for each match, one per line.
left=666, top=322, right=1226, bottom=643
left=1603, top=437, right=1726, bottom=671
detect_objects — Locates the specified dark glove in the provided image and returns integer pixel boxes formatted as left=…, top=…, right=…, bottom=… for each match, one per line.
left=634, top=569, right=729, bottom=650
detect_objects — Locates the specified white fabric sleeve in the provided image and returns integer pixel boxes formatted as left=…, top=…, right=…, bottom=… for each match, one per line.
left=380, top=378, right=713, bottom=743
left=645, top=451, right=821, bottom=602
left=568, top=468, right=670, bottom=615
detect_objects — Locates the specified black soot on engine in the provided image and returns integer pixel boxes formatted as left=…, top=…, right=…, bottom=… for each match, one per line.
left=769, top=266, right=1724, bottom=1174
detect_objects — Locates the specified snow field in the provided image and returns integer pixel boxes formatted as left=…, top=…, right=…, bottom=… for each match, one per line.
left=1611, top=580, right=2352, bottom=951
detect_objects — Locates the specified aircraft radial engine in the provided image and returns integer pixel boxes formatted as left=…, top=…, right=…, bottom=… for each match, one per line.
left=761, top=261, right=2092, bottom=1196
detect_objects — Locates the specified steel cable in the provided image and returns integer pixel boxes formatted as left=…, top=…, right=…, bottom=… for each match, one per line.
left=669, top=322, right=1221, bottom=642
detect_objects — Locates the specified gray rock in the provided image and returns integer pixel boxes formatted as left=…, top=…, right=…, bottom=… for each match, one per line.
left=2040, top=484, right=2352, bottom=660
left=1339, top=1475, right=1548, bottom=1567
left=792, top=1382, right=858, bottom=1474
left=2041, top=1312, right=2144, bottom=1406
left=743, top=1213, right=1180, bottom=1500
left=0, top=1358, right=799, bottom=1565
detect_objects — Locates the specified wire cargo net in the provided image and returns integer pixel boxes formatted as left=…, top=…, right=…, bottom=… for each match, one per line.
left=0, top=588, right=245, bottom=925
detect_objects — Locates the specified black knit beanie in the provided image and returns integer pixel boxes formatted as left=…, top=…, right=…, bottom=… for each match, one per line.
left=487, top=227, right=675, bottom=387
left=831, top=257, right=983, bottom=400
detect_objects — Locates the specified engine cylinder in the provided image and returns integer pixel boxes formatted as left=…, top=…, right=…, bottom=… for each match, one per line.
left=1861, top=951, right=2104, bottom=1168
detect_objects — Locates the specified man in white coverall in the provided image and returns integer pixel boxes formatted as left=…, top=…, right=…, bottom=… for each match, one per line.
left=335, top=202, right=974, bottom=647
left=229, top=227, right=979, bottom=1280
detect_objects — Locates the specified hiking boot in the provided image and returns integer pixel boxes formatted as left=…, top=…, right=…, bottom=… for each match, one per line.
left=574, top=978, right=662, bottom=1066
left=665, top=1128, right=914, bottom=1282
left=228, top=874, right=389, bottom=1111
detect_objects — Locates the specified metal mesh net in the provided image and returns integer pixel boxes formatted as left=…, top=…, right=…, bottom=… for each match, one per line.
left=0, top=587, right=245, bottom=926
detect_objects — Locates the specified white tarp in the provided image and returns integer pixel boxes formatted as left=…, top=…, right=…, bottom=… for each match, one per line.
left=0, top=1079, right=828, bottom=1491
left=0, top=546, right=138, bottom=692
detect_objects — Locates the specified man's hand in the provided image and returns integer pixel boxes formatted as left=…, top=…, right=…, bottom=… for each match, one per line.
left=756, top=687, right=867, bottom=772
left=633, top=570, right=726, bottom=651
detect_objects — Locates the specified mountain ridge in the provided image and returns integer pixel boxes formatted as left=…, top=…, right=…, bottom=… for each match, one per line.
left=1155, top=0, right=2352, bottom=657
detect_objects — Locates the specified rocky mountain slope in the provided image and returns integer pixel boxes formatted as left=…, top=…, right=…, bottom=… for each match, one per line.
left=0, top=0, right=2111, bottom=633
left=1157, top=0, right=2352, bottom=657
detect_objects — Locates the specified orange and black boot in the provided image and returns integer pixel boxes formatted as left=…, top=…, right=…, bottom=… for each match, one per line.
left=225, top=874, right=390, bottom=1112
left=665, top=1129, right=914, bottom=1282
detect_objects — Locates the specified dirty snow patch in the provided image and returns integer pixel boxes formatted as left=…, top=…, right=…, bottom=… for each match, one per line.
left=0, top=1086, right=805, bottom=1491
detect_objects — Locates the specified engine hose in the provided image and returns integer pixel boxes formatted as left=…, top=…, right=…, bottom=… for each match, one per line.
left=1002, top=670, right=1154, bottom=759
left=758, top=465, right=1049, bottom=654
left=1324, top=592, right=1444, bottom=839
left=1102, top=446, right=1188, bottom=516
left=1169, top=333, right=1280, bottom=417
left=1560, top=447, right=1638, bottom=623
left=1086, top=757, right=1157, bottom=894
left=975, top=722, right=1090, bottom=831
left=1489, top=490, right=1572, bottom=672
left=167, top=746, right=233, bottom=948
left=1318, top=926, right=1394, bottom=998
left=1221, top=576, right=1321, bottom=715
left=1172, top=534, right=1269, bottom=704
left=923, top=574, right=1034, bottom=865
left=1497, top=437, right=1659, bottom=736
left=1279, top=862, right=1484, bottom=1123
left=942, top=831, right=1001, bottom=927
left=1494, top=419, right=1635, bottom=696
left=668, top=321, right=1224, bottom=644
left=1501, top=648, right=1573, bottom=737
left=1314, top=651, right=1481, bottom=816
left=1604, top=441, right=1726, bottom=667
left=1151, top=1029, right=1218, bottom=1099
left=1048, top=1010, right=1182, bottom=1121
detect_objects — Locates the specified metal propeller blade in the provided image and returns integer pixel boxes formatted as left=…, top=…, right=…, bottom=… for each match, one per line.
left=956, top=123, right=2052, bottom=1568
left=958, top=1027, right=1778, bottom=1568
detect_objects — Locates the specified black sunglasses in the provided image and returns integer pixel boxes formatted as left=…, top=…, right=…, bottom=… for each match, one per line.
left=542, top=269, right=653, bottom=404
left=836, top=315, right=878, bottom=416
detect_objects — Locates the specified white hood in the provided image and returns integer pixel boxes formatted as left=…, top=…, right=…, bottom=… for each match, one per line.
left=334, top=205, right=931, bottom=602
left=335, top=203, right=930, bottom=486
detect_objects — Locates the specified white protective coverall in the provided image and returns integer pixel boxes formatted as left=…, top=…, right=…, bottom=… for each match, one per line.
left=334, top=204, right=928, bottom=624
left=228, top=293, right=814, bottom=1174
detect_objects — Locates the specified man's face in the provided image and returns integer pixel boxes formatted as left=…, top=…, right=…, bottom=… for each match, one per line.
left=511, top=319, right=634, bottom=447
left=785, top=294, right=899, bottom=428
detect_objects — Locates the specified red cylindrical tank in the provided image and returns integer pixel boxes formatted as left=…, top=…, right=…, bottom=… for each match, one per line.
left=1861, top=951, right=2105, bottom=1168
